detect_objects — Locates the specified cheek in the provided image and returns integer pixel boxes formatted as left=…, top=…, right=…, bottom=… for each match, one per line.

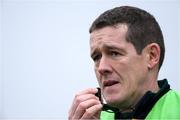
left=125, top=61, right=147, bottom=87
left=113, top=62, right=137, bottom=87
left=94, top=69, right=101, bottom=85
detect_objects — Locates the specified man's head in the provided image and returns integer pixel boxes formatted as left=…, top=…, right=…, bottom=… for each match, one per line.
left=90, top=6, right=165, bottom=69
left=89, top=6, right=164, bottom=110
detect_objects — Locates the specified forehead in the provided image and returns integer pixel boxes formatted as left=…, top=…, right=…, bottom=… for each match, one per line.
left=90, top=24, right=128, bottom=49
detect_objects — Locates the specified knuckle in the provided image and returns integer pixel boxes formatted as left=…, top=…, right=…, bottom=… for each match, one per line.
left=85, top=109, right=92, bottom=117
left=75, top=96, right=82, bottom=104
left=78, top=102, right=86, bottom=109
left=95, top=104, right=102, bottom=109
left=74, top=93, right=80, bottom=99
left=93, top=99, right=100, bottom=104
left=74, top=93, right=83, bottom=104
left=88, top=88, right=95, bottom=92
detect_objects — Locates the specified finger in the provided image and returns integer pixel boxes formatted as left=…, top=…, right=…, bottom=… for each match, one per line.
left=76, top=88, right=98, bottom=96
left=81, top=104, right=103, bottom=119
left=69, top=88, right=98, bottom=117
left=72, top=99, right=101, bottom=119
left=69, top=93, right=99, bottom=118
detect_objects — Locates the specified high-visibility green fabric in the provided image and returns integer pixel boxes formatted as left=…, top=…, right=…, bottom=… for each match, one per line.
left=145, top=90, right=180, bottom=119
left=100, top=90, right=180, bottom=119
left=100, top=110, right=114, bottom=120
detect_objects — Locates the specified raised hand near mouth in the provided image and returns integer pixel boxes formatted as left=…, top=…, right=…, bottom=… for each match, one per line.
left=68, top=88, right=103, bottom=120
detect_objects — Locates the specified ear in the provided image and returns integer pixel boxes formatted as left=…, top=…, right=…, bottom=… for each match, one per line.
left=145, top=43, right=161, bottom=69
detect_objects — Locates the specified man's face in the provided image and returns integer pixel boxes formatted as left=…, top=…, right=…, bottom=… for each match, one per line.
left=90, top=25, right=149, bottom=109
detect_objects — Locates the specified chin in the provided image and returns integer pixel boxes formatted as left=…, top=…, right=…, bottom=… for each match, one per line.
left=105, top=96, right=120, bottom=105
left=105, top=94, right=126, bottom=108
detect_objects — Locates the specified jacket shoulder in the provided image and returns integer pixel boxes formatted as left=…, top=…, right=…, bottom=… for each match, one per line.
left=146, top=90, right=180, bottom=119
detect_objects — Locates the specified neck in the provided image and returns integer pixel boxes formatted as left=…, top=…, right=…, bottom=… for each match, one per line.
left=120, top=80, right=160, bottom=113
left=146, top=78, right=160, bottom=93
left=120, top=83, right=160, bottom=113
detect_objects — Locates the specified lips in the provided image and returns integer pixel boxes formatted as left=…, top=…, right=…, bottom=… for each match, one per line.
left=103, top=80, right=119, bottom=87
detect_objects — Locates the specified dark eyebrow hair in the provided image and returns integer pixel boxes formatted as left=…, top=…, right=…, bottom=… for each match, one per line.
left=90, top=43, right=126, bottom=58
left=103, top=43, right=126, bottom=52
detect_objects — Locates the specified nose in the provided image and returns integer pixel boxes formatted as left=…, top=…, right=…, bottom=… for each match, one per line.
left=97, top=56, right=112, bottom=75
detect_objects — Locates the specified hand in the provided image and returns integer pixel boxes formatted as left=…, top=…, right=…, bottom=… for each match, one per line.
left=68, top=88, right=103, bottom=120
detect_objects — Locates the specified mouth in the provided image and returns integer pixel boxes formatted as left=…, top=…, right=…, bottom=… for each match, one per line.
left=103, top=80, right=119, bottom=87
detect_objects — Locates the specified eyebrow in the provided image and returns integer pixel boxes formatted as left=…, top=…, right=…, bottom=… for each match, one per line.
left=90, top=43, right=126, bottom=57
left=105, top=44, right=123, bottom=50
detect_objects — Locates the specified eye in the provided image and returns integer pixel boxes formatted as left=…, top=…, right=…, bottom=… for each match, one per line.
left=92, top=54, right=102, bottom=62
left=110, top=51, right=120, bottom=57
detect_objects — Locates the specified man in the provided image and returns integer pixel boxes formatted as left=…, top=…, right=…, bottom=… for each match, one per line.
left=68, top=6, right=180, bottom=119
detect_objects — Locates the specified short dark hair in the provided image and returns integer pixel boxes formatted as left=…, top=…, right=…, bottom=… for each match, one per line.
left=89, top=6, right=165, bottom=69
